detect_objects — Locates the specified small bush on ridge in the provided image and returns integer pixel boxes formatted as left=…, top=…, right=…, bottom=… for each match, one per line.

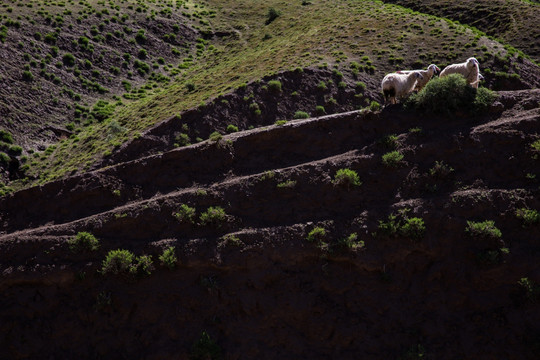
left=68, top=231, right=99, bottom=252
left=159, top=246, right=177, bottom=269
left=333, top=168, right=361, bottom=189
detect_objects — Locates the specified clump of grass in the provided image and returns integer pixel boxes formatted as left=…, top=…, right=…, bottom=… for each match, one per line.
left=200, top=206, right=227, bottom=227
left=101, top=249, right=135, bottom=275
left=377, top=210, right=426, bottom=241
left=306, top=226, right=327, bottom=243
left=0, top=130, right=14, bottom=144
left=333, top=168, right=361, bottom=189
left=516, top=208, right=540, bottom=227
left=275, top=120, right=288, bottom=126
left=131, top=255, right=154, bottom=277
left=277, top=180, right=296, bottom=189
left=429, top=161, right=454, bottom=179
left=267, top=80, right=282, bottom=93
left=159, top=246, right=177, bottom=270
left=101, top=249, right=153, bottom=277
left=466, top=220, right=502, bottom=239
left=173, top=204, right=196, bottom=223
left=68, top=231, right=99, bottom=252
left=339, top=232, right=365, bottom=250
left=190, top=331, right=222, bottom=360
left=369, top=101, right=381, bottom=111
left=209, top=131, right=222, bottom=142
left=380, top=134, right=398, bottom=150
left=293, top=111, right=309, bottom=119
left=266, top=7, right=281, bottom=25
left=518, top=277, right=540, bottom=302
left=382, top=150, right=404, bottom=167
left=226, top=124, right=239, bottom=133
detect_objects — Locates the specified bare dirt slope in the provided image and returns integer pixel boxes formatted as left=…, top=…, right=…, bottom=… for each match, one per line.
left=1, top=88, right=540, bottom=359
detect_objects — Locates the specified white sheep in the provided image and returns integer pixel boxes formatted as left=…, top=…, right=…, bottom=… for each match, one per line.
left=381, top=71, right=424, bottom=105
left=396, top=64, right=440, bottom=91
left=439, top=57, right=480, bottom=88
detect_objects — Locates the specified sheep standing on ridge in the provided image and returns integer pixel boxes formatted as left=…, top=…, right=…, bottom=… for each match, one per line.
left=381, top=71, right=424, bottom=105
left=397, top=64, right=441, bottom=91
left=439, top=57, right=480, bottom=88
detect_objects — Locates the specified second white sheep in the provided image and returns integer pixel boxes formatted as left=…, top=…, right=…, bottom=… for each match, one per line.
left=397, top=64, right=441, bottom=91
left=439, top=57, right=480, bottom=88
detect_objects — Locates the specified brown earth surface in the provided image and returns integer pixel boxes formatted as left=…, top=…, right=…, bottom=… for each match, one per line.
left=1, top=86, right=540, bottom=358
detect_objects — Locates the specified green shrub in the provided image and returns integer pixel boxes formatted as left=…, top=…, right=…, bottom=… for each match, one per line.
left=473, top=87, right=498, bottom=113
left=378, top=213, right=400, bottom=238
left=138, top=48, right=148, bottom=59
left=0, top=130, right=14, bottom=144
left=516, top=208, right=540, bottom=227
left=135, top=29, right=146, bottom=44
left=190, top=331, right=222, bottom=360
left=173, top=204, right=196, bottom=223
left=401, top=217, right=426, bottom=240
left=293, top=111, right=309, bottom=119
left=266, top=7, right=281, bottom=25
left=380, top=134, right=398, bottom=150
left=339, top=232, right=365, bottom=250
left=0, top=152, right=10, bottom=166
left=429, top=161, right=454, bottom=179
left=369, top=101, right=381, bottom=111
left=277, top=180, right=296, bottom=189
left=200, top=206, right=227, bottom=227
left=226, top=124, right=238, bottom=133
left=306, top=226, right=326, bottom=243
left=159, top=246, right=177, bottom=269
left=267, top=80, right=282, bottom=93
left=382, top=151, right=404, bottom=167
left=315, top=105, right=326, bottom=115
left=131, top=255, right=154, bottom=276
left=531, top=139, right=540, bottom=152
left=518, top=277, right=540, bottom=302
left=22, top=70, right=34, bottom=81
left=90, top=100, right=115, bottom=121
left=406, top=74, right=497, bottom=114
left=275, top=120, right=288, bottom=126
left=101, top=249, right=135, bottom=275
left=175, top=133, right=191, bottom=146
left=466, top=220, right=502, bottom=239
left=333, top=168, right=361, bottom=189
left=209, top=131, right=222, bottom=142
left=62, top=53, right=76, bottom=67
left=378, top=210, right=426, bottom=240
left=68, top=231, right=99, bottom=252
left=356, top=81, right=367, bottom=92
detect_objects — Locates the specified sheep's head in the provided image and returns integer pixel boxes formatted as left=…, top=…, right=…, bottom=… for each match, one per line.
left=467, top=57, right=479, bottom=68
left=428, top=64, right=441, bottom=74
left=414, top=72, right=424, bottom=79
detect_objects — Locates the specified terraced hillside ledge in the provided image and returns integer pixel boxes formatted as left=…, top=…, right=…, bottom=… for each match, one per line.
left=1, top=89, right=540, bottom=359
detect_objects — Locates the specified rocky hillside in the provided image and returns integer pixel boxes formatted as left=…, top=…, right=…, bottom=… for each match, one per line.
left=1, top=0, right=540, bottom=359
left=1, top=87, right=539, bottom=359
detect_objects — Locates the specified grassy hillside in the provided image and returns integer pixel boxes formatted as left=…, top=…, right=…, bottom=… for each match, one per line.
left=1, top=0, right=539, bottom=191
left=382, top=0, right=540, bottom=63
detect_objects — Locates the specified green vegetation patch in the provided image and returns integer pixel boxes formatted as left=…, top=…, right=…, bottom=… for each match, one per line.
left=333, top=168, right=362, bottom=189
left=68, top=231, right=99, bottom=252
left=465, top=220, right=502, bottom=239
left=406, top=74, right=497, bottom=114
